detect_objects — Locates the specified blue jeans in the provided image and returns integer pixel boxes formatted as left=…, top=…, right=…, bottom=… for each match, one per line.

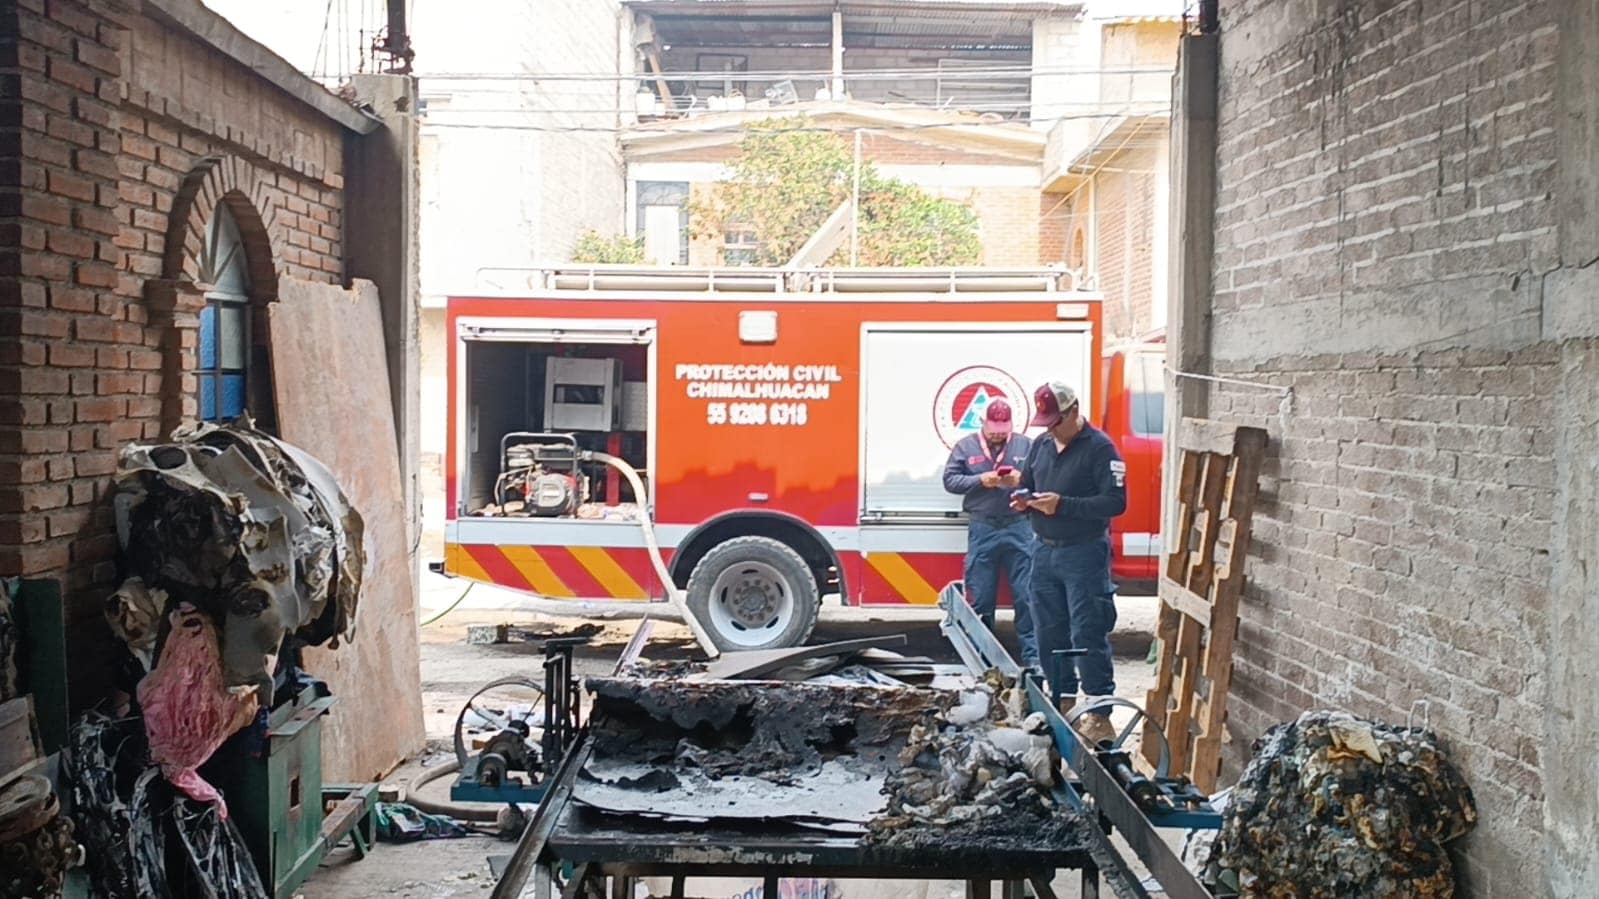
left=963, top=518, right=1039, bottom=668
left=1031, top=535, right=1117, bottom=703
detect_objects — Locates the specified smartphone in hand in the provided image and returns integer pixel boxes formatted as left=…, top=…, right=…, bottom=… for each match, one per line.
left=996, top=465, right=1016, bottom=477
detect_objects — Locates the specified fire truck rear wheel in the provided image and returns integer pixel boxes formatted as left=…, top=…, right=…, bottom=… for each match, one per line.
left=686, top=536, right=819, bottom=652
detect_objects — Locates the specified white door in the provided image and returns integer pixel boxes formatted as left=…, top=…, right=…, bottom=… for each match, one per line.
left=642, top=206, right=681, bottom=266
left=860, top=324, right=1094, bottom=517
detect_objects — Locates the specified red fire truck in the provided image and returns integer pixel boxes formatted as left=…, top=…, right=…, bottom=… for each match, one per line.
left=442, top=267, right=1105, bottom=650
left=1098, top=341, right=1166, bottom=582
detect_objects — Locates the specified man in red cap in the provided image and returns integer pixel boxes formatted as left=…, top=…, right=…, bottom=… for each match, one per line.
left=1010, top=381, right=1127, bottom=745
left=942, top=398, right=1039, bottom=669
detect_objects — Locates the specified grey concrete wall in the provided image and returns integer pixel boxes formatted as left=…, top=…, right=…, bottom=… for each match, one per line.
left=1543, top=2, right=1599, bottom=894
left=1178, top=0, right=1599, bottom=893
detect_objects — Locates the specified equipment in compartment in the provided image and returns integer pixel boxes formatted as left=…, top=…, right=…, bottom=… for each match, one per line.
left=544, top=357, right=622, bottom=432
left=493, top=434, right=588, bottom=517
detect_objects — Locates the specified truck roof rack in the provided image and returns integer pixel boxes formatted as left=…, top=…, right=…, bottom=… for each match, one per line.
left=477, top=265, right=1086, bottom=295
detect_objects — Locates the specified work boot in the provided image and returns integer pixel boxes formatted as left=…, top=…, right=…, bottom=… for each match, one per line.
left=1057, top=695, right=1076, bottom=717
left=1074, top=711, right=1117, bottom=747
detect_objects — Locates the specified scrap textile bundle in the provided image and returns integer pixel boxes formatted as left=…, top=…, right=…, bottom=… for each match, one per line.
left=1206, top=710, right=1478, bottom=899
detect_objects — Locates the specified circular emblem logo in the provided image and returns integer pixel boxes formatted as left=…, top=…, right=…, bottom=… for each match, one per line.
left=932, top=365, right=1028, bottom=449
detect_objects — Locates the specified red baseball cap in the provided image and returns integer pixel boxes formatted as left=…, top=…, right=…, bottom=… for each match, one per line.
left=982, top=399, right=1013, bottom=436
left=1029, top=382, right=1080, bottom=428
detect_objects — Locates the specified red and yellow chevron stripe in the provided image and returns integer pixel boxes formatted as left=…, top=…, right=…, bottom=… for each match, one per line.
left=859, top=552, right=964, bottom=606
left=446, top=543, right=654, bottom=601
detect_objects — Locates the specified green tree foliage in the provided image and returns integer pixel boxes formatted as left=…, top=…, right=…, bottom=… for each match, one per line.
left=690, top=118, right=982, bottom=267
left=571, top=229, right=646, bottom=264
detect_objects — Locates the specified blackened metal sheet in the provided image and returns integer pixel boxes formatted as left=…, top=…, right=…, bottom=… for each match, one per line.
left=575, top=757, right=886, bottom=831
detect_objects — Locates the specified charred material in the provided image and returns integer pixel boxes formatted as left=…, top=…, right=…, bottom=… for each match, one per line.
left=868, top=690, right=1084, bottom=859
left=62, top=713, right=267, bottom=899
left=577, top=678, right=951, bottom=833
left=586, top=677, right=944, bottom=782
left=1205, top=710, right=1478, bottom=899
left=114, top=420, right=364, bottom=694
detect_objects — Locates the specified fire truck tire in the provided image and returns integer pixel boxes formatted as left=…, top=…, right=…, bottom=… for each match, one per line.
left=686, top=536, right=819, bottom=651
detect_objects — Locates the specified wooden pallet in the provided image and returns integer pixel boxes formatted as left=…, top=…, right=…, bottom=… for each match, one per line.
left=1142, top=418, right=1269, bottom=793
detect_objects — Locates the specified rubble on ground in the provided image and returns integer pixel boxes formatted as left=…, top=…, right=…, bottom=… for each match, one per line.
left=1205, top=710, right=1477, bottom=899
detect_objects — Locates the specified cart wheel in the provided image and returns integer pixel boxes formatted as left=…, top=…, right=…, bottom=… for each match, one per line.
left=686, top=536, right=818, bottom=651
left=452, top=677, right=546, bottom=770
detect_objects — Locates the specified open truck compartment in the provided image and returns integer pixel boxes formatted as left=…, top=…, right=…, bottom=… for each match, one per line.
left=461, top=331, right=652, bottom=520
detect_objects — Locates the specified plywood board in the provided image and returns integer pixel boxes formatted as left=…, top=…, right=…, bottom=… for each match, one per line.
left=270, top=277, right=425, bottom=781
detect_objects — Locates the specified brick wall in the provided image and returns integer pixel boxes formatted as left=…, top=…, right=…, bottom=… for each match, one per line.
left=1208, top=350, right=1554, bottom=894
left=1206, top=0, right=1560, bottom=893
left=1, top=0, right=350, bottom=705
left=1093, top=146, right=1159, bottom=341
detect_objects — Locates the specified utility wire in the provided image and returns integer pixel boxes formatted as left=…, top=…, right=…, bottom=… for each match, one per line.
left=417, top=108, right=1169, bottom=135
left=415, top=65, right=1175, bottom=83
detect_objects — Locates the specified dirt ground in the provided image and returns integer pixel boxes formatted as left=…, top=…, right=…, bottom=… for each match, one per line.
left=299, top=580, right=1163, bottom=899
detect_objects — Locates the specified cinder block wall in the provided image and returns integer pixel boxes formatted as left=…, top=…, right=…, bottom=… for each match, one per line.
left=0, top=0, right=349, bottom=705
left=1203, top=0, right=1563, bottom=893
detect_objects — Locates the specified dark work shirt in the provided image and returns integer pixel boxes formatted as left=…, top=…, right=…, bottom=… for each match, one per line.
left=1019, top=424, right=1127, bottom=545
left=942, top=432, right=1032, bottom=522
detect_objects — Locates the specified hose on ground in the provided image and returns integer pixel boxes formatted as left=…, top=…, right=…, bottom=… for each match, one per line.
left=403, top=758, right=502, bottom=823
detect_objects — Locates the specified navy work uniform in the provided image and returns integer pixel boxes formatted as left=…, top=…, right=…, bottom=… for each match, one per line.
left=942, top=399, right=1040, bottom=668
left=1019, top=382, right=1127, bottom=712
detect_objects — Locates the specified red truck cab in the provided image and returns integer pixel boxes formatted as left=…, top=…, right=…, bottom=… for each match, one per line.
left=1098, top=343, right=1165, bottom=582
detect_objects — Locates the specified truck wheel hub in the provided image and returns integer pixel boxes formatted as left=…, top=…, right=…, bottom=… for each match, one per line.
left=729, top=577, right=778, bottom=624
left=710, top=561, right=792, bottom=633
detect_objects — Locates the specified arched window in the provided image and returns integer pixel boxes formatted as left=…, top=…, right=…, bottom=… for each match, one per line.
left=1068, top=227, right=1086, bottom=269
left=196, top=204, right=250, bottom=421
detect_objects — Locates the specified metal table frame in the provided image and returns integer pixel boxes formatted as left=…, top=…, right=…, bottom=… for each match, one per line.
left=489, top=598, right=1218, bottom=899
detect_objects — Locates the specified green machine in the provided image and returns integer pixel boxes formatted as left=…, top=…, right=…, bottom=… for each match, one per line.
left=207, top=681, right=378, bottom=899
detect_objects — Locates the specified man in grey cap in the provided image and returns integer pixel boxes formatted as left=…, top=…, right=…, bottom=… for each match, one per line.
left=942, top=398, right=1039, bottom=669
left=1011, top=381, right=1127, bottom=745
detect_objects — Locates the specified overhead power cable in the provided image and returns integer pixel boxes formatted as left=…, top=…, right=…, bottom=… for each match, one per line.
left=415, top=64, right=1175, bottom=83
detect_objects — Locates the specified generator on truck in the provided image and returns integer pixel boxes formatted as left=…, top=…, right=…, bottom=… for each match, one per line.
left=441, top=266, right=1106, bottom=651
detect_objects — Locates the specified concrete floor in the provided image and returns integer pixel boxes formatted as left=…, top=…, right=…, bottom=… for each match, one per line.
left=299, top=577, right=1163, bottom=899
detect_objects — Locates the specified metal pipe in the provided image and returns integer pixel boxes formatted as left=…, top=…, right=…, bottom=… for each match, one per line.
left=851, top=129, right=863, bottom=266
left=383, top=0, right=414, bottom=73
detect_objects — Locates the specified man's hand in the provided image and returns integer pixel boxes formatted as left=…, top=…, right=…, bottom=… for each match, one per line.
left=1026, top=492, right=1061, bottom=516
left=978, top=470, right=1002, bottom=488
left=999, top=470, right=1022, bottom=489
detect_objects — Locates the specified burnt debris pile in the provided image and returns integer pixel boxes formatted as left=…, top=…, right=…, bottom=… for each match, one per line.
left=580, top=678, right=941, bottom=828
left=578, top=673, right=1084, bottom=859
left=115, top=420, right=364, bottom=695
left=866, top=677, right=1084, bottom=857
left=1206, top=710, right=1478, bottom=899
